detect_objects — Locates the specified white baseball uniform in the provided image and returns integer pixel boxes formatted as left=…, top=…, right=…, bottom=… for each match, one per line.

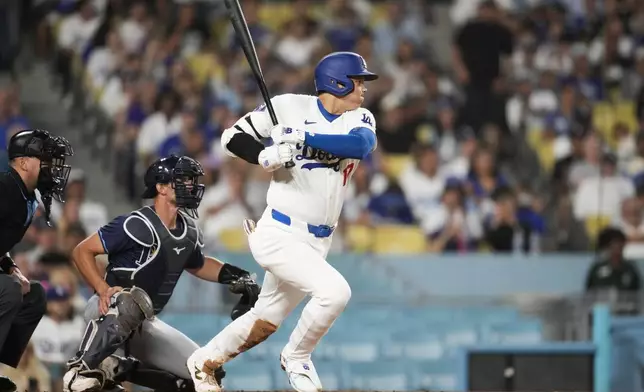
left=196, top=93, right=376, bottom=366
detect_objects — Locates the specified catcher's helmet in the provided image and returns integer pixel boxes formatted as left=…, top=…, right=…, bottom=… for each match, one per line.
left=8, top=129, right=74, bottom=202
left=314, top=52, right=378, bottom=97
left=142, top=155, right=206, bottom=217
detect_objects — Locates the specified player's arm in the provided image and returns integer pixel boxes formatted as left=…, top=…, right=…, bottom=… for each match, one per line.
left=221, top=96, right=293, bottom=171
left=72, top=233, right=111, bottom=296
left=186, top=254, right=252, bottom=284
left=185, top=229, right=254, bottom=283
left=73, top=215, right=138, bottom=295
left=273, top=109, right=377, bottom=160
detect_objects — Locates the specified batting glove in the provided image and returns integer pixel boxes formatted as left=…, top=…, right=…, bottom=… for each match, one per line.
left=270, top=125, right=306, bottom=146
left=258, top=143, right=293, bottom=172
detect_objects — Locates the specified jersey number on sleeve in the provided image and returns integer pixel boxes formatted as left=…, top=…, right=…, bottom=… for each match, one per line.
left=342, top=163, right=355, bottom=186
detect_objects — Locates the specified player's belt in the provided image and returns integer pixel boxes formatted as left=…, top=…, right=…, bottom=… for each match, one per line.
left=271, top=209, right=335, bottom=238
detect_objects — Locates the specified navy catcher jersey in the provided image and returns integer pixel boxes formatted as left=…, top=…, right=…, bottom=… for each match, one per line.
left=98, top=206, right=204, bottom=313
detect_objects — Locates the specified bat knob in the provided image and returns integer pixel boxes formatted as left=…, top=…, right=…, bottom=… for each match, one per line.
left=285, top=161, right=295, bottom=169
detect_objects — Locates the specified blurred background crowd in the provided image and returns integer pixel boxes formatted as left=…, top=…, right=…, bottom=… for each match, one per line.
left=1, top=0, right=644, bottom=390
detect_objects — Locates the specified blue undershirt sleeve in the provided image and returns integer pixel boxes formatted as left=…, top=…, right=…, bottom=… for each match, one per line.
left=303, top=127, right=376, bottom=159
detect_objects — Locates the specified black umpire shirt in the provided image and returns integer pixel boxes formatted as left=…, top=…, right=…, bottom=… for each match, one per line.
left=0, top=167, right=38, bottom=273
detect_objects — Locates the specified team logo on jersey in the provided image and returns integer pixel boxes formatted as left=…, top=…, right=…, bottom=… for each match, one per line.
left=361, top=113, right=373, bottom=127
left=296, top=145, right=344, bottom=171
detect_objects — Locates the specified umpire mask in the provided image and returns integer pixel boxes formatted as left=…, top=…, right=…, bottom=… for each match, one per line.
left=172, top=156, right=206, bottom=218
left=8, top=130, right=74, bottom=225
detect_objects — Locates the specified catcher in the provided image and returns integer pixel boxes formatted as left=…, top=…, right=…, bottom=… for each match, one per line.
left=62, top=155, right=260, bottom=392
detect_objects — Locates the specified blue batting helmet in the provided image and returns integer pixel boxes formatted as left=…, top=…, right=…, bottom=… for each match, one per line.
left=314, top=52, right=378, bottom=97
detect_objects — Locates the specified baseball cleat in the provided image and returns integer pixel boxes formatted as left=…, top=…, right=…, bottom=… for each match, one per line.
left=62, top=366, right=103, bottom=392
left=280, top=354, right=323, bottom=392
left=187, top=350, right=223, bottom=392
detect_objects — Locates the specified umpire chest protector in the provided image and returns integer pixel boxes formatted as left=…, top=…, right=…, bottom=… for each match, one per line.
left=108, top=206, right=200, bottom=314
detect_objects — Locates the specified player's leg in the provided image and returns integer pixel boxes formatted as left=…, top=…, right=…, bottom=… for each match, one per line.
left=116, top=317, right=217, bottom=391
left=62, top=288, right=154, bottom=392
left=254, top=226, right=350, bottom=392
left=188, top=270, right=306, bottom=391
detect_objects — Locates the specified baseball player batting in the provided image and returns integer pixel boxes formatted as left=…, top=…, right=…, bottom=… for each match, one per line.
left=61, top=155, right=260, bottom=392
left=187, top=51, right=379, bottom=392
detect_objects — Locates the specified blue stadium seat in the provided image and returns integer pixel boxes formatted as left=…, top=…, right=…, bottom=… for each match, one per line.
left=222, top=361, right=274, bottom=390
left=347, top=361, right=409, bottom=390
left=384, top=333, right=444, bottom=361
left=410, top=360, right=459, bottom=391
left=480, top=319, right=543, bottom=344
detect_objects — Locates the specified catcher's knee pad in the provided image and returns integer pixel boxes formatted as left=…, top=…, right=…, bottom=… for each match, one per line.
left=67, top=287, right=154, bottom=371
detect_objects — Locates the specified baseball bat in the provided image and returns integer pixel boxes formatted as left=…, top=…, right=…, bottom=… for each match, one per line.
left=224, top=0, right=295, bottom=168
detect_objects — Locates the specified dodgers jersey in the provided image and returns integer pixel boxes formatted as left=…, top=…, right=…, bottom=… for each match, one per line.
left=222, top=94, right=377, bottom=226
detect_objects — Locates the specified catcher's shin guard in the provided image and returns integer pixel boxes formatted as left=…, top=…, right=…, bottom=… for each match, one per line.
left=67, top=287, right=154, bottom=371
left=114, top=356, right=225, bottom=392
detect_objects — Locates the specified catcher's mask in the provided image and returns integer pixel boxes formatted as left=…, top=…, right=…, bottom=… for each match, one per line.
left=8, top=129, right=74, bottom=224
left=142, top=155, right=206, bottom=218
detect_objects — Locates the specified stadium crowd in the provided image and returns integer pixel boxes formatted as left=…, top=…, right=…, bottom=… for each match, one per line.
left=1, top=0, right=644, bottom=389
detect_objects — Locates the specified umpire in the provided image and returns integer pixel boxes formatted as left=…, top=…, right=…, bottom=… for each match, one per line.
left=0, top=129, right=73, bottom=391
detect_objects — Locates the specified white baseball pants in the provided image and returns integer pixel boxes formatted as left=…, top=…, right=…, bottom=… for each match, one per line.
left=200, top=210, right=351, bottom=362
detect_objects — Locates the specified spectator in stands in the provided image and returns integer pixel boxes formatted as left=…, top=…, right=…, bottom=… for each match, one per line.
left=99, top=54, right=143, bottom=117
left=275, top=18, right=323, bottom=68
left=119, top=1, right=151, bottom=55
left=85, top=29, right=124, bottom=91
left=158, top=106, right=207, bottom=159
left=198, top=160, right=254, bottom=246
left=56, top=0, right=100, bottom=99
left=442, top=127, right=478, bottom=180
left=568, top=132, right=602, bottom=190
left=586, top=228, right=641, bottom=309
left=136, top=90, right=182, bottom=166
left=400, top=144, right=446, bottom=220
left=51, top=169, right=107, bottom=235
left=616, top=197, right=644, bottom=260
left=30, top=286, right=85, bottom=392
left=47, top=262, right=87, bottom=313
left=61, top=223, right=86, bottom=258
left=422, top=179, right=482, bottom=253
left=453, top=0, right=513, bottom=136
left=366, top=178, right=415, bottom=225
left=0, top=343, right=51, bottom=392
left=372, top=1, right=426, bottom=62
left=624, top=130, right=644, bottom=177
left=344, top=164, right=376, bottom=226
left=482, top=186, right=517, bottom=252
left=573, top=153, right=635, bottom=222
left=26, top=218, right=60, bottom=268
left=468, top=146, right=508, bottom=203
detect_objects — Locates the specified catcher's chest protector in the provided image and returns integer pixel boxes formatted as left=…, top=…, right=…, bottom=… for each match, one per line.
left=113, top=206, right=199, bottom=314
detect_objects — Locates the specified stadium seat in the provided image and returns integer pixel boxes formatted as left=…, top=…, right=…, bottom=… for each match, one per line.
left=372, top=225, right=427, bottom=254
left=223, top=361, right=274, bottom=390
left=382, top=154, right=412, bottom=180
left=347, top=361, right=409, bottom=390
left=584, top=215, right=611, bottom=244
left=218, top=228, right=249, bottom=252
left=384, top=333, right=444, bottom=361
left=345, top=224, right=374, bottom=253
left=410, top=360, right=460, bottom=391
left=480, top=319, right=544, bottom=344
left=186, top=53, right=225, bottom=88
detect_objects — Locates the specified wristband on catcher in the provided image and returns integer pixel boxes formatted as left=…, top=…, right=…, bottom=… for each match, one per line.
left=217, top=263, right=250, bottom=285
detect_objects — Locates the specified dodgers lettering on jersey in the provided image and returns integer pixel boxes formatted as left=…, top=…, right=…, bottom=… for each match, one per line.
left=223, top=94, right=377, bottom=226
left=98, top=213, right=205, bottom=272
